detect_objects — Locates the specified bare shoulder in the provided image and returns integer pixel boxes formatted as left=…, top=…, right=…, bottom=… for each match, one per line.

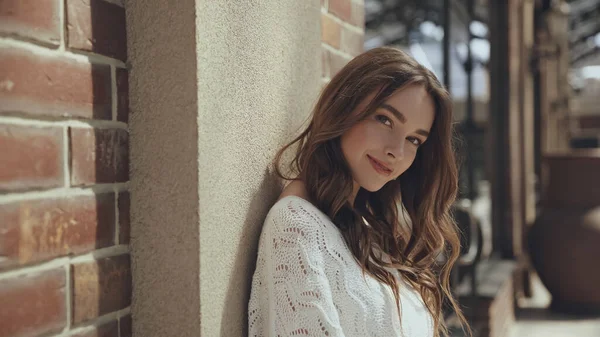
left=267, top=180, right=325, bottom=228
left=266, top=180, right=336, bottom=237
left=277, top=179, right=309, bottom=201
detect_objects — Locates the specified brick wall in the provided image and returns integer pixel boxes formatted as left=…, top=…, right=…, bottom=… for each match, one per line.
left=321, top=0, right=365, bottom=85
left=0, top=0, right=131, bottom=337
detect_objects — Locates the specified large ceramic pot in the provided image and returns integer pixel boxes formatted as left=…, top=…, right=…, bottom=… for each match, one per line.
left=528, top=150, right=600, bottom=315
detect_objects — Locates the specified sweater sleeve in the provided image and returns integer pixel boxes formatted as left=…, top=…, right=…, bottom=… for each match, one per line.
left=249, top=202, right=346, bottom=337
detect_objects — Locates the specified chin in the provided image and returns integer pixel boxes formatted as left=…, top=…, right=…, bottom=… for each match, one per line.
left=360, top=180, right=387, bottom=193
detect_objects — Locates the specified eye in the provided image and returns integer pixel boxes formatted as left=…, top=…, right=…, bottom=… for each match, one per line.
left=375, top=114, right=392, bottom=127
left=407, top=136, right=423, bottom=146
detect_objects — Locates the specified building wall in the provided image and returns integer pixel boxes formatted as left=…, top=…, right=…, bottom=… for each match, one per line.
left=0, top=0, right=132, bottom=337
left=0, top=0, right=365, bottom=336
left=195, top=1, right=364, bottom=334
left=126, top=0, right=200, bottom=336
left=194, top=1, right=326, bottom=335
left=126, top=0, right=356, bottom=336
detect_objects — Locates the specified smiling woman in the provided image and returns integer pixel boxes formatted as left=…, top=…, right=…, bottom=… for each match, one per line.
left=341, top=85, right=435, bottom=195
left=248, top=47, right=470, bottom=337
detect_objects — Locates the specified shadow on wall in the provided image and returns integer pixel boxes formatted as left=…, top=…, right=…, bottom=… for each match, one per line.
left=220, top=168, right=281, bottom=337
left=77, top=0, right=132, bottom=334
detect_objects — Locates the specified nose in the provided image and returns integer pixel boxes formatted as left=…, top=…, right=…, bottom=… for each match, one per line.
left=385, top=139, right=405, bottom=160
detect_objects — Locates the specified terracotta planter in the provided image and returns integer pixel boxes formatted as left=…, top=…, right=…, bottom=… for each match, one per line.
left=528, top=150, right=600, bottom=315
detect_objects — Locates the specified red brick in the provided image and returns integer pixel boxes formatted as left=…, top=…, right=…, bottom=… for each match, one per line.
left=0, top=124, right=64, bottom=191
left=0, top=268, right=66, bottom=337
left=350, top=2, right=365, bottom=28
left=70, top=128, right=129, bottom=186
left=116, top=68, right=129, bottom=123
left=66, top=0, right=127, bottom=61
left=329, top=0, right=352, bottom=22
left=341, top=26, right=364, bottom=56
left=71, top=320, right=118, bottom=337
left=72, top=255, right=132, bottom=324
left=0, top=48, right=112, bottom=120
left=0, top=193, right=116, bottom=270
left=119, top=314, right=132, bottom=337
left=321, top=14, right=341, bottom=49
left=0, top=0, right=61, bottom=46
left=118, top=191, right=130, bottom=244
left=329, top=51, right=352, bottom=77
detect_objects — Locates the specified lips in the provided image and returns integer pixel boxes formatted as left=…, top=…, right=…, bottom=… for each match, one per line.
left=367, top=155, right=392, bottom=176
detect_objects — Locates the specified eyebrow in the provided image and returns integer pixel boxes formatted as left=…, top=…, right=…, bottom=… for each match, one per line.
left=380, top=103, right=430, bottom=138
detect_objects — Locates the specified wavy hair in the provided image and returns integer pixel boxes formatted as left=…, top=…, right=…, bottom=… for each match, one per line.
left=274, top=47, right=470, bottom=337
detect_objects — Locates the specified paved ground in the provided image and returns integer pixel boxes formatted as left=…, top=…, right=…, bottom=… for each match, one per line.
left=510, top=275, right=600, bottom=337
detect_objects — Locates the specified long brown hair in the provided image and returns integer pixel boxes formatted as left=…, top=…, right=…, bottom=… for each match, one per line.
left=274, top=46, right=470, bottom=337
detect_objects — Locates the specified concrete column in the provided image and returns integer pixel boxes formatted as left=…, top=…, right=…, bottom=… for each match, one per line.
left=127, top=1, right=321, bottom=336
left=126, top=0, right=200, bottom=336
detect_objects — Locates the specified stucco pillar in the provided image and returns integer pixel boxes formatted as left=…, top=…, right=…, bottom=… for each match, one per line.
left=127, top=1, right=321, bottom=336
left=126, top=0, right=200, bottom=336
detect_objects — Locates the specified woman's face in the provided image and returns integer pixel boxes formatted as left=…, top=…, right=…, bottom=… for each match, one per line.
left=341, top=84, right=435, bottom=193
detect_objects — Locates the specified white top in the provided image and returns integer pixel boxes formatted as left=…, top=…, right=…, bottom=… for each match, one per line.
left=248, top=196, right=434, bottom=337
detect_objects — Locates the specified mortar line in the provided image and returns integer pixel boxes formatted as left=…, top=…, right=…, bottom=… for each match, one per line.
left=0, top=183, right=130, bottom=203
left=111, top=65, right=118, bottom=121
left=115, top=188, right=120, bottom=245
left=64, top=262, right=73, bottom=331
left=0, top=258, right=69, bottom=280
left=0, top=37, right=126, bottom=67
left=59, top=0, right=66, bottom=51
left=63, top=126, right=71, bottom=188
left=0, top=115, right=128, bottom=130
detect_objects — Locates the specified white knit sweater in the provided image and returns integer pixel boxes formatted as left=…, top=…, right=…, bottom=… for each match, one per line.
left=248, top=196, right=434, bottom=337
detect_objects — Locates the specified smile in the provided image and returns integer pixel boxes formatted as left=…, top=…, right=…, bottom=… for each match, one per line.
left=367, top=155, right=392, bottom=176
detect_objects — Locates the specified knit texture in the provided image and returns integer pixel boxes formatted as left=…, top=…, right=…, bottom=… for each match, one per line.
left=249, top=196, right=434, bottom=337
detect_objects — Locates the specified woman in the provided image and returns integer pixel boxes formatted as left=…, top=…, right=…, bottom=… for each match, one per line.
left=249, top=47, right=470, bottom=337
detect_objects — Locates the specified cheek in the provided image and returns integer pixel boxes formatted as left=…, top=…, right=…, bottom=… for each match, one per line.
left=341, top=124, right=371, bottom=159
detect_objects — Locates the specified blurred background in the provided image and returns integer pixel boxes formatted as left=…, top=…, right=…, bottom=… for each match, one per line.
left=361, top=0, right=600, bottom=336
left=1, top=0, right=599, bottom=336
